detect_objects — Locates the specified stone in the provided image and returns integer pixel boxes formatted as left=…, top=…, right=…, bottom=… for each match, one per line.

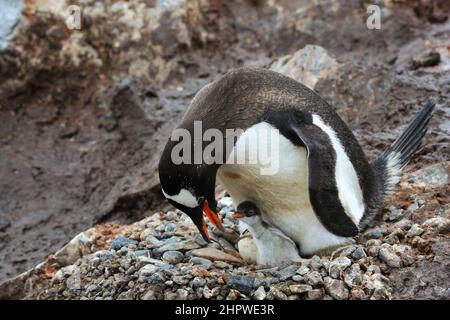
left=191, top=247, right=245, bottom=265
left=176, top=288, right=189, bottom=299
left=292, top=275, right=304, bottom=282
left=227, top=276, right=255, bottom=295
left=111, top=236, right=137, bottom=250
left=378, top=246, right=402, bottom=268
left=267, top=287, right=287, bottom=300
left=407, top=162, right=449, bottom=189
left=407, top=224, right=424, bottom=237
left=307, top=289, right=324, bottom=300
left=190, top=257, right=213, bottom=269
left=155, top=239, right=201, bottom=253
left=203, top=286, right=213, bottom=299
left=352, top=247, right=367, bottom=260
left=142, top=289, right=157, bottom=300
left=343, top=264, right=362, bottom=288
left=323, top=277, right=349, bottom=300
left=277, top=265, right=298, bottom=281
left=253, top=286, right=266, bottom=300
left=191, top=277, right=207, bottom=287
left=304, top=271, right=324, bottom=287
left=328, top=256, right=351, bottom=279
left=271, top=45, right=341, bottom=90
left=138, top=264, right=159, bottom=277
left=162, top=251, right=184, bottom=264
left=289, top=284, right=312, bottom=294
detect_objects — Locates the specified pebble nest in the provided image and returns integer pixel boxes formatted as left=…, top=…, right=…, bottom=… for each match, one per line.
left=3, top=163, right=449, bottom=300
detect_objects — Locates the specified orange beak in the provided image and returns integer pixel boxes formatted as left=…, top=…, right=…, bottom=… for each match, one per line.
left=202, top=199, right=225, bottom=233
left=231, top=212, right=244, bottom=219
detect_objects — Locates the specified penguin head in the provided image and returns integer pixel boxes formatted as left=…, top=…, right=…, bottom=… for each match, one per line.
left=233, top=201, right=261, bottom=218
left=159, top=154, right=223, bottom=241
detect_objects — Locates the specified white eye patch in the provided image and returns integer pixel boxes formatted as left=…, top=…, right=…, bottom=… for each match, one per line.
left=161, top=187, right=199, bottom=208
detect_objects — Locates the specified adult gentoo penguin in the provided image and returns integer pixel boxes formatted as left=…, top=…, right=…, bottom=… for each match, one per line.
left=158, top=67, right=434, bottom=256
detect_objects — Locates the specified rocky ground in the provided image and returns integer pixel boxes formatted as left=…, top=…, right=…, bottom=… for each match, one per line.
left=0, top=0, right=449, bottom=299
left=0, top=162, right=448, bottom=300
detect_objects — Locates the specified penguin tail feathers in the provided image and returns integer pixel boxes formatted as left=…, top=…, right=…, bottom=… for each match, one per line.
left=372, top=99, right=435, bottom=195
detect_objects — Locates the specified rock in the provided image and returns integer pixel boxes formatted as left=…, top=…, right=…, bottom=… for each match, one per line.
left=227, top=276, right=254, bottom=295
left=267, top=287, right=288, bottom=300
left=406, top=162, right=449, bottom=189
left=277, top=265, right=298, bottom=281
left=139, top=264, right=159, bottom=277
left=378, top=246, right=402, bottom=268
left=364, top=274, right=390, bottom=299
left=191, top=248, right=245, bottom=265
left=162, top=251, right=184, bottom=264
left=289, top=284, right=312, bottom=294
left=190, top=257, right=213, bottom=269
left=253, top=286, right=266, bottom=300
left=164, top=223, right=177, bottom=233
left=142, top=289, right=157, bottom=300
left=156, top=239, right=201, bottom=253
left=323, top=277, right=349, bottom=300
left=343, top=264, right=362, bottom=288
left=328, top=256, right=352, bottom=279
left=411, top=51, right=441, bottom=69
left=53, top=230, right=95, bottom=266
left=304, top=271, right=324, bottom=287
left=176, top=288, right=189, bottom=300
left=296, top=265, right=310, bottom=275
left=352, top=247, right=367, bottom=260
left=307, top=289, right=324, bottom=300
left=203, top=286, right=213, bottom=299
left=367, top=228, right=383, bottom=239
left=387, top=208, right=404, bottom=221
left=350, top=288, right=367, bottom=300
left=191, top=277, right=207, bottom=287
left=226, top=289, right=241, bottom=300
left=271, top=45, right=341, bottom=90
left=111, top=236, right=137, bottom=250
left=292, top=275, right=304, bottom=282
left=407, top=224, right=424, bottom=237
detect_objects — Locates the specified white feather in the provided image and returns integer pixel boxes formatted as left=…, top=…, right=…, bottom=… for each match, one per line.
left=311, top=114, right=365, bottom=224
left=161, top=187, right=198, bottom=208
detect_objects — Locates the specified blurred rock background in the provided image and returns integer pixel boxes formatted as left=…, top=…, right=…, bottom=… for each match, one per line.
left=0, top=0, right=448, bottom=296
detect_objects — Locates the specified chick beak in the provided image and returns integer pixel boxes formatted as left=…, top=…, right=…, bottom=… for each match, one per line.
left=231, top=212, right=244, bottom=219
left=203, top=200, right=225, bottom=232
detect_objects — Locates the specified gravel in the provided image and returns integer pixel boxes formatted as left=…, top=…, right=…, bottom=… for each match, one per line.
left=4, top=162, right=448, bottom=300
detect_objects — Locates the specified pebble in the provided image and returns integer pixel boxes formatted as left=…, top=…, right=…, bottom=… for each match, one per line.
left=165, top=222, right=177, bottom=233
left=367, top=228, right=383, bottom=239
left=190, top=257, right=213, bottom=269
left=352, top=247, right=367, bottom=259
left=277, top=265, right=298, bottom=281
left=162, top=251, right=184, bottom=264
left=292, top=275, right=304, bottom=282
left=378, top=246, right=402, bottom=268
left=111, top=236, right=137, bottom=250
left=328, top=256, right=351, bottom=279
left=227, top=276, right=255, bottom=295
left=289, top=284, right=312, bottom=294
left=304, top=271, right=324, bottom=287
left=191, top=277, right=207, bottom=287
left=155, top=239, right=201, bottom=254
left=323, top=277, right=349, bottom=300
left=304, top=288, right=322, bottom=300
left=407, top=224, right=424, bottom=237
left=191, top=247, right=245, bottom=265
left=253, top=286, right=266, bottom=300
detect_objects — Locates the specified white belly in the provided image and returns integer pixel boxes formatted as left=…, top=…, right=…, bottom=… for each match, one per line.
left=217, top=122, right=350, bottom=255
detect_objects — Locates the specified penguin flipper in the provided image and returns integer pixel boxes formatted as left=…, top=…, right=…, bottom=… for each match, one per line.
left=268, top=112, right=359, bottom=237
